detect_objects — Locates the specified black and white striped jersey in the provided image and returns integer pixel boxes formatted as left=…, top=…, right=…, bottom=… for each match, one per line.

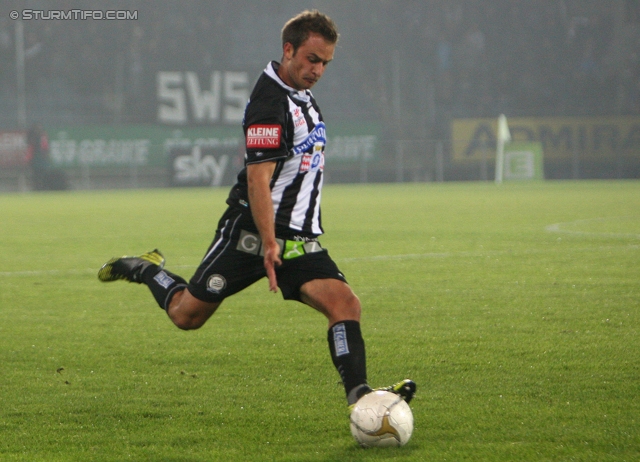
left=226, top=61, right=326, bottom=237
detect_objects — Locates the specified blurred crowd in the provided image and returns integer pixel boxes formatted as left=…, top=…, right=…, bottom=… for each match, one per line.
left=0, top=0, right=638, bottom=128
left=422, top=0, right=640, bottom=117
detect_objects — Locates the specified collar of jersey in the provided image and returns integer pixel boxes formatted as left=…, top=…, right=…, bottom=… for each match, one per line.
left=265, top=61, right=312, bottom=103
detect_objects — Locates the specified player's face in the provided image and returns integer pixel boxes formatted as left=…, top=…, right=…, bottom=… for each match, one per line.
left=279, top=33, right=335, bottom=90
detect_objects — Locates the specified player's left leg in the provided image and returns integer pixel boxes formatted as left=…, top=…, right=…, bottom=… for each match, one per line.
left=300, top=278, right=360, bottom=326
left=300, top=278, right=372, bottom=405
left=300, top=277, right=416, bottom=407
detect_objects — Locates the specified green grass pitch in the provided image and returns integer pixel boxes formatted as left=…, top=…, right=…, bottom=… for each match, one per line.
left=1, top=181, right=639, bottom=461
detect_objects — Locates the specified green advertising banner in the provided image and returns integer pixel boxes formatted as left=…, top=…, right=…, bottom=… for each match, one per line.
left=46, top=123, right=379, bottom=168
left=48, top=125, right=242, bottom=168
left=325, top=122, right=379, bottom=163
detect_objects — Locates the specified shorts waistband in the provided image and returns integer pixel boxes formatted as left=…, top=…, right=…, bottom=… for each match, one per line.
left=236, top=229, right=323, bottom=260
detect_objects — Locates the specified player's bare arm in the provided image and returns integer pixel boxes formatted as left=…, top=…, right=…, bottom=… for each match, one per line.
left=247, top=161, right=282, bottom=292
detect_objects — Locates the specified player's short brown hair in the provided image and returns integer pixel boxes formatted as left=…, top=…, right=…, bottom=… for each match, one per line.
left=281, top=10, right=339, bottom=53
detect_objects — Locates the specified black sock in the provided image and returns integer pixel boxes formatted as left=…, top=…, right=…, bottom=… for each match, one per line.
left=141, top=266, right=188, bottom=311
left=328, top=320, right=370, bottom=404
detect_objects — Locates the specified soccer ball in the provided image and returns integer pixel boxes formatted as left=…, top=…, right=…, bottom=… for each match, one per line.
left=349, top=390, right=414, bottom=448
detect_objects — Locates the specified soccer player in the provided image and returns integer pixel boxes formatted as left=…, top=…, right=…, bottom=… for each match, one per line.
left=98, top=10, right=415, bottom=411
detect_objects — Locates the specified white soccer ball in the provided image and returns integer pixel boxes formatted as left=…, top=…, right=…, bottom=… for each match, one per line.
left=349, top=390, right=414, bottom=448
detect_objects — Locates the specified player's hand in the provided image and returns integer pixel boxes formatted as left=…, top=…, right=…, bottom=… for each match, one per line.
left=263, top=241, right=282, bottom=293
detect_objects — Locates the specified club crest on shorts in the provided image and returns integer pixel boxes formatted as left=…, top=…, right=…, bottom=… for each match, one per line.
left=207, top=274, right=227, bottom=293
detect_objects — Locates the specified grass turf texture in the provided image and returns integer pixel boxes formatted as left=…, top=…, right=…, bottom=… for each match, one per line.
left=1, top=181, right=639, bottom=461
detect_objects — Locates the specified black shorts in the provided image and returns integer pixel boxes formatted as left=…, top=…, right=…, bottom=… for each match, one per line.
left=188, top=207, right=347, bottom=303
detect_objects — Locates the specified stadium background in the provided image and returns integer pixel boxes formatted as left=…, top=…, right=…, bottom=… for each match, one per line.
left=0, top=0, right=639, bottom=190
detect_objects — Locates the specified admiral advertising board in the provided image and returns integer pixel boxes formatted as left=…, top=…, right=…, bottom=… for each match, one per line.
left=452, top=117, right=640, bottom=163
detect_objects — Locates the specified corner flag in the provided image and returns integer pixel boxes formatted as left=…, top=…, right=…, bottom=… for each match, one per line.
left=494, top=114, right=511, bottom=184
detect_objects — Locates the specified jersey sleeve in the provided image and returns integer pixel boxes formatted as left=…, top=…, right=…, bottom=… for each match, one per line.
left=243, top=87, right=289, bottom=164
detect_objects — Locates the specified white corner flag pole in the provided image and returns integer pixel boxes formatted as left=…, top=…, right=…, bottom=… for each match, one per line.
left=495, top=114, right=511, bottom=184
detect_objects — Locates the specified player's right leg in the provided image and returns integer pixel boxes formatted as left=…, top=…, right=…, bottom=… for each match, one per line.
left=97, top=208, right=265, bottom=330
left=97, top=249, right=184, bottom=310
left=98, top=248, right=166, bottom=283
left=98, top=249, right=222, bottom=330
left=165, top=288, right=220, bottom=330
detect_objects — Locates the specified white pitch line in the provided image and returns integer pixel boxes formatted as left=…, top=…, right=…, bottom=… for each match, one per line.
left=0, top=269, right=93, bottom=277
left=0, top=264, right=196, bottom=278
left=545, top=217, right=640, bottom=239
left=340, top=251, right=503, bottom=263
left=341, top=252, right=450, bottom=262
left=0, top=253, right=494, bottom=277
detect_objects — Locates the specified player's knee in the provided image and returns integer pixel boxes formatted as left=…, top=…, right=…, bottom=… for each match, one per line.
left=349, top=291, right=361, bottom=309
left=175, top=321, right=203, bottom=331
left=167, top=306, right=210, bottom=330
left=350, top=301, right=362, bottom=320
left=338, top=291, right=361, bottom=320
left=171, top=313, right=206, bottom=331
left=167, top=294, right=219, bottom=330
